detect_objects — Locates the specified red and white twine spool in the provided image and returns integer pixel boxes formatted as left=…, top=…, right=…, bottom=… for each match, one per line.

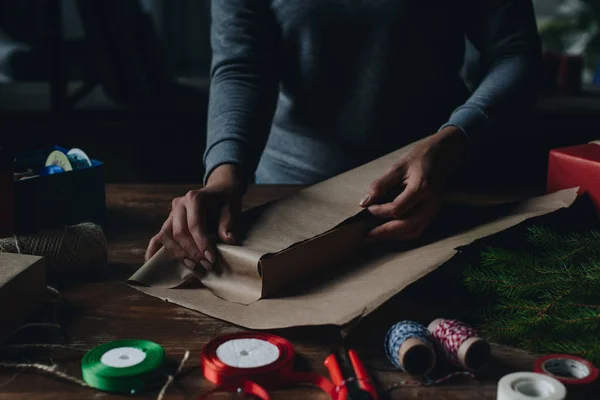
left=428, top=318, right=491, bottom=372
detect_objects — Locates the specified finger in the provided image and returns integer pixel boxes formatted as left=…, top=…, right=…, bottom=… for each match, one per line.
left=368, top=180, right=422, bottom=219
left=172, top=202, right=208, bottom=268
left=366, top=217, right=420, bottom=242
left=218, top=197, right=241, bottom=245
left=367, top=200, right=440, bottom=242
left=145, top=235, right=163, bottom=261
left=158, top=228, right=190, bottom=266
left=360, top=163, right=406, bottom=207
left=185, top=192, right=216, bottom=269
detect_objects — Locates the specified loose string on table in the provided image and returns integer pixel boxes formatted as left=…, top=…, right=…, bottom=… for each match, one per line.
left=0, top=344, right=88, bottom=353
left=0, top=362, right=90, bottom=388
left=0, top=347, right=191, bottom=400
left=385, top=370, right=476, bottom=392
left=156, top=350, right=190, bottom=400
left=3, top=285, right=62, bottom=343
left=0, top=285, right=190, bottom=400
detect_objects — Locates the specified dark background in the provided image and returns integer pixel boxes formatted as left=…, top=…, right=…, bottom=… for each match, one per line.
left=0, top=0, right=598, bottom=186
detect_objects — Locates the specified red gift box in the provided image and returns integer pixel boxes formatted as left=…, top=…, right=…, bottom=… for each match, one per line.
left=547, top=142, right=600, bottom=211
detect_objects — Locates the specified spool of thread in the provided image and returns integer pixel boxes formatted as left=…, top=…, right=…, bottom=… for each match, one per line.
left=81, top=339, right=165, bottom=394
left=428, top=318, right=491, bottom=372
left=0, top=222, right=107, bottom=279
left=497, top=372, right=566, bottom=400
left=384, top=321, right=436, bottom=376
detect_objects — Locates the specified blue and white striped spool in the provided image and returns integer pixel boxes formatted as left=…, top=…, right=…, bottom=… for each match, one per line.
left=384, top=320, right=436, bottom=375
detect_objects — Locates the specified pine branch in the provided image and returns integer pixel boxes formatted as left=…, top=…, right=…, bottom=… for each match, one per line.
left=526, top=226, right=560, bottom=248
left=481, top=247, right=536, bottom=272
left=465, top=224, right=600, bottom=360
left=540, top=231, right=600, bottom=270
left=494, top=298, right=543, bottom=313
left=552, top=308, right=600, bottom=333
left=527, top=337, right=600, bottom=366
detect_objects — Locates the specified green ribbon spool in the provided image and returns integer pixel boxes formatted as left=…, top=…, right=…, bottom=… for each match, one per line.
left=81, top=339, right=165, bottom=394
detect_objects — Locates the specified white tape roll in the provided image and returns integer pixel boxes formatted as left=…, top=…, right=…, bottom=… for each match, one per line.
left=497, top=372, right=566, bottom=400
left=215, top=338, right=280, bottom=368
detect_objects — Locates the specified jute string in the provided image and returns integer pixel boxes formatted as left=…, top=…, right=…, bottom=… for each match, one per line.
left=0, top=223, right=107, bottom=277
left=0, top=285, right=190, bottom=399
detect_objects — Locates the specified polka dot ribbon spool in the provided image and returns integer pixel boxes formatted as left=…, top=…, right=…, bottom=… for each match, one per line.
left=428, top=318, right=491, bottom=372
left=384, top=321, right=436, bottom=376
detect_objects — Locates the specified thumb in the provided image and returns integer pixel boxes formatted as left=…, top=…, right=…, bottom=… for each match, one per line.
left=360, top=163, right=405, bottom=207
left=218, top=197, right=241, bottom=244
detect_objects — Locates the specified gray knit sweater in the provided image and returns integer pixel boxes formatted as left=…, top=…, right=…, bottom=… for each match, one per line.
left=203, top=0, right=541, bottom=184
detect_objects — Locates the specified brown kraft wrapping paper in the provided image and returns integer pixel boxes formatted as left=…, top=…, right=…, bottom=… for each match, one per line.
left=127, top=141, right=578, bottom=329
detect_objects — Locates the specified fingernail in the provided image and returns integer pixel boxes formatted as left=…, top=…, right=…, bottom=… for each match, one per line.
left=200, top=260, right=212, bottom=271
left=204, top=250, right=216, bottom=264
left=360, top=195, right=371, bottom=207
left=183, top=258, right=196, bottom=270
left=227, top=232, right=236, bottom=243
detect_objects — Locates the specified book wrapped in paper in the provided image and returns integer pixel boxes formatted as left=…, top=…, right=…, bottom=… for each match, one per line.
left=128, top=140, right=578, bottom=329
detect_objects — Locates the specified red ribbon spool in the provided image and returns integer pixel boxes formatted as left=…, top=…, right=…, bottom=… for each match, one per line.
left=199, top=332, right=336, bottom=399
left=533, top=354, right=599, bottom=386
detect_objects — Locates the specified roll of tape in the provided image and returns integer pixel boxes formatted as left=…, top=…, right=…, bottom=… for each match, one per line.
left=67, top=148, right=92, bottom=169
left=534, top=354, right=599, bottom=385
left=45, top=150, right=73, bottom=172
left=81, top=339, right=165, bottom=394
left=497, top=372, right=566, bottom=400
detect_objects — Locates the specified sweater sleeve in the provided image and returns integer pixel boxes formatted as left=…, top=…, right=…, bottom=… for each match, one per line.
left=203, top=0, right=280, bottom=184
left=439, top=0, right=542, bottom=153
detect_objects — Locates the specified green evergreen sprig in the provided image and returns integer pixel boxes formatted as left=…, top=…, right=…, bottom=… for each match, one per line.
left=464, top=225, right=600, bottom=364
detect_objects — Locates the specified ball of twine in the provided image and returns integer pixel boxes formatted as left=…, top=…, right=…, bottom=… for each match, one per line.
left=0, top=223, right=107, bottom=278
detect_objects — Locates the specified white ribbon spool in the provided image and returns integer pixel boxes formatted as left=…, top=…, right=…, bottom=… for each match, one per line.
left=497, top=372, right=566, bottom=400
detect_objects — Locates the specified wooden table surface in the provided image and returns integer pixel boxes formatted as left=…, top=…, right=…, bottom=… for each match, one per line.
left=0, top=184, right=595, bottom=399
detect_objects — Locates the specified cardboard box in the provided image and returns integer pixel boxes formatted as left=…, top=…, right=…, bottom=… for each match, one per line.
left=0, top=253, right=47, bottom=342
left=13, top=146, right=106, bottom=235
left=547, top=142, right=600, bottom=211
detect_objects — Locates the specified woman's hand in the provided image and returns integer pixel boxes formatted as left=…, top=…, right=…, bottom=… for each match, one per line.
left=145, top=164, right=245, bottom=271
left=360, top=127, right=467, bottom=242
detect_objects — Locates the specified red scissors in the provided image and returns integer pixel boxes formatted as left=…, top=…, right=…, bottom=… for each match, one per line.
left=324, top=345, right=379, bottom=400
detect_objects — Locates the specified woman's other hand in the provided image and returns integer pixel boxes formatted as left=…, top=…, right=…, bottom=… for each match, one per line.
left=360, top=127, right=467, bottom=242
left=145, top=164, right=245, bottom=271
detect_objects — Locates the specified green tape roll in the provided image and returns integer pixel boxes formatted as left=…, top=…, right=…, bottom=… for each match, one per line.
left=81, top=339, right=165, bottom=394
